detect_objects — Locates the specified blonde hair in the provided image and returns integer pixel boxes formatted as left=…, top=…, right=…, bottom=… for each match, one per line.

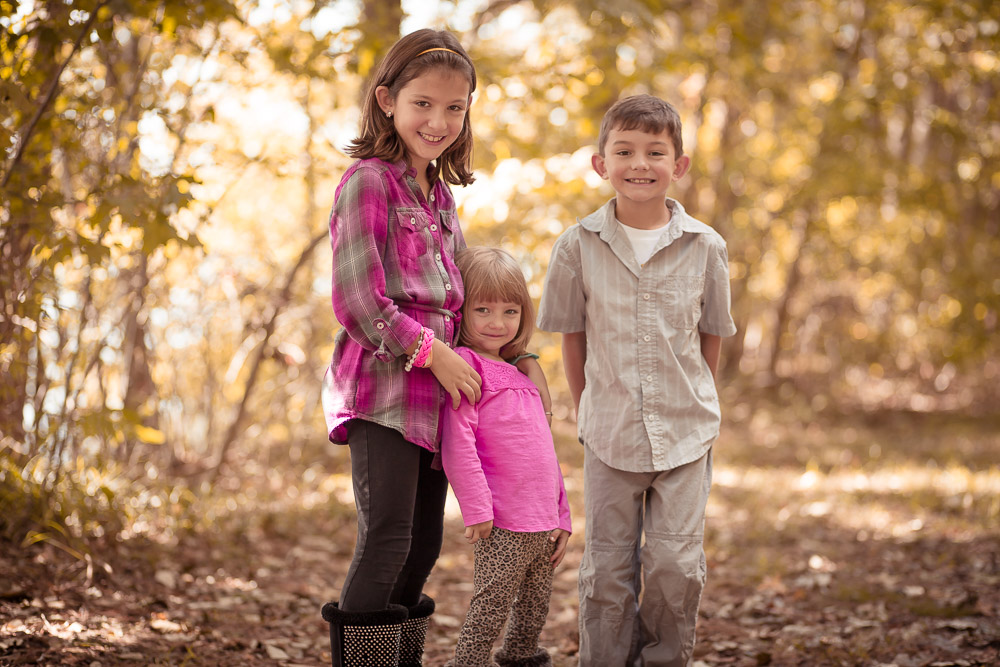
left=455, top=247, right=534, bottom=359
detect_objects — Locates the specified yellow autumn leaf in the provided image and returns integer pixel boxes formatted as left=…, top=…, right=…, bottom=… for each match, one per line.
left=134, top=425, right=165, bottom=444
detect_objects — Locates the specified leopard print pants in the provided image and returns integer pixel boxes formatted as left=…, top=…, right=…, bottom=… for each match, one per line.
left=451, top=527, right=555, bottom=666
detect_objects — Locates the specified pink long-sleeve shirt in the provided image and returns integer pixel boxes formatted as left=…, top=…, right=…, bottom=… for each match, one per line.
left=441, top=347, right=572, bottom=534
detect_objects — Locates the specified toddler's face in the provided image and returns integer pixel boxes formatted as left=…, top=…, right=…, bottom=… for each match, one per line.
left=462, top=298, right=522, bottom=360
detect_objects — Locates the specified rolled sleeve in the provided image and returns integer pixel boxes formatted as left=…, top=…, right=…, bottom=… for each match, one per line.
left=537, top=230, right=587, bottom=333
left=698, top=241, right=738, bottom=338
left=331, top=167, right=421, bottom=361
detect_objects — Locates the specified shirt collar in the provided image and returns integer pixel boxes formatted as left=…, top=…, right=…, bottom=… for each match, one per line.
left=385, top=159, right=417, bottom=180
left=580, top=198, right=707, bottom=237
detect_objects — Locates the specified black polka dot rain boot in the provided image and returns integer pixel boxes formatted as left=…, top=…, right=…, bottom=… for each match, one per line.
left=321, top=601, right=407, bottom=667
left=399, top=594, right=435, bottom=667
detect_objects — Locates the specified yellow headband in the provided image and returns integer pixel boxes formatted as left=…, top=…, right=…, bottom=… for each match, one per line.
left=417, top=47, right=461, bottom=58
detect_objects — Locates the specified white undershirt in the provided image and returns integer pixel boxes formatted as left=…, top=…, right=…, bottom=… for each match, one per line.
left=617, top=219, right=668, bottom=266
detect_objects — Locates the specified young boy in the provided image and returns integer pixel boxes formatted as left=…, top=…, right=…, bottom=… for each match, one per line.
left=537, top=94, right=737, bottom=666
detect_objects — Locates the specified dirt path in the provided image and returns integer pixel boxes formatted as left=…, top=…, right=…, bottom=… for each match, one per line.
left=2, top=412, right=998, bottom=665
left=3, top=503, right=996, bottom=666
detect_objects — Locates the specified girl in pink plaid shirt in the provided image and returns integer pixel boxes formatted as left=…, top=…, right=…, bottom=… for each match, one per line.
left=319, top=30, right=484, bottom=667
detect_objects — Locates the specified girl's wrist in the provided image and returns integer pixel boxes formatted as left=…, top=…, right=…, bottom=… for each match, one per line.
left=405, top=327, right=435, bottom=371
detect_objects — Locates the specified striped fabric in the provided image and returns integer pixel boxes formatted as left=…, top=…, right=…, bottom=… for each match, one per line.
left=322, top=158, right=466, bottom=452
left=538, top=198, right=737, bottom=472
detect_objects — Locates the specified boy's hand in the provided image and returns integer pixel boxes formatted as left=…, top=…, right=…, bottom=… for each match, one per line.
left=430, top=339, right=482, bottom=409
left=464, top=520, right=493, bottom=544
left=549, top=528, right=570, bottom=567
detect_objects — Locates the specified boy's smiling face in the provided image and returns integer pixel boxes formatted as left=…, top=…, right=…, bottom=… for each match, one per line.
left=592, top=126, right=691, bottom=206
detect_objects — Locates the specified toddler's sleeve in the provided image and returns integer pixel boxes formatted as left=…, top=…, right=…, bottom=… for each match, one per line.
left=440, top=375, right=495, bottom=528
left=556, top=465, right=572, bottom=533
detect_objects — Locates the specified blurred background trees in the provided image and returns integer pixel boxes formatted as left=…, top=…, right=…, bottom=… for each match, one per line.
left=2, top=0, right=997, bottom=550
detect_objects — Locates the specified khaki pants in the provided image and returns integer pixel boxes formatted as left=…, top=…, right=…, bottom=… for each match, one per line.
left=578, top=447, right=712, bottom=667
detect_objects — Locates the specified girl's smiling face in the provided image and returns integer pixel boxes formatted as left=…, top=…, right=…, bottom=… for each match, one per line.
left=377, top=67, right=471, bottom=176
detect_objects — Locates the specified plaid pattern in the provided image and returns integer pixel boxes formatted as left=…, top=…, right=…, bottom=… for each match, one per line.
left=538, top=198, right=737, bottom=473
left=323, top=158, right=466, bottom=451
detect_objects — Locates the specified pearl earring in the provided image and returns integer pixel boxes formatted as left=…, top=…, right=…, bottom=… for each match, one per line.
left=386, top=111, right=393, bottom=118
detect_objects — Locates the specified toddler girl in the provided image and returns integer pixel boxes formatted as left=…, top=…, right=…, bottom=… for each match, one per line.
left=442, top=246, right=572, bottom=667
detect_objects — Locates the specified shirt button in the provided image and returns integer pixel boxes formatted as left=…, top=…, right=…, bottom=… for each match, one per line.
left=643, top=335, right=651, bottom=342
left=430, top=194, right=436, bottom=202
left=445, top=283, right=452, bottom=290
left=646, top=375, right=653, bottom=382
left=430, top=223, right=438, bottom=231
left=435, top=253, right=442, bottom=261
left=410, top=217, right=416, bottom=226
left=643, top=293, right=650, bottom=300
left=445, top=315, right=451, bottom=322
left=376, top=322, right=385, bottom=329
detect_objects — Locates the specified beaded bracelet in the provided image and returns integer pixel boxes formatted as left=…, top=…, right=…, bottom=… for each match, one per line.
left=412, top=327, right=435, bottom=369
left=404, top=328, right=425, bottom=372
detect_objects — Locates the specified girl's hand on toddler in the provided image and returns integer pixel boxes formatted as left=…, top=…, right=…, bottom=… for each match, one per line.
left=430, top=339, right=482, bottom=409
left=464, top=520, right=493, bottom=544
left=549, top=529, right=570, bottom=567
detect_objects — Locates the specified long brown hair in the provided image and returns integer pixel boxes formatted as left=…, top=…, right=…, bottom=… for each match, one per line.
left=347, top=29, right=477, bottom=186
left=455, top=247, right=534, bottom=360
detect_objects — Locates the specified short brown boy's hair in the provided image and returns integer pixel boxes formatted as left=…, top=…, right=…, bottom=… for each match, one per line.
left=455, top=246, right=534, bottom=360
left=597, top=94, right=684, bottom=158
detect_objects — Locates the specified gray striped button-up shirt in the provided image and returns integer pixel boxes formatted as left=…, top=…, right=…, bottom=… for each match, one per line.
left=538, top=198, right=737, bottom=473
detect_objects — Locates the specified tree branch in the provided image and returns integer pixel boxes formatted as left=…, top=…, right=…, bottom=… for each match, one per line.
left=1, top=1, right=111, bottom=189
left=210, top=229, right=328, bottom=482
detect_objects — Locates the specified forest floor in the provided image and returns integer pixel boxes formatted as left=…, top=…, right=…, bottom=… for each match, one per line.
left=2, top=402, right=999, bottom=666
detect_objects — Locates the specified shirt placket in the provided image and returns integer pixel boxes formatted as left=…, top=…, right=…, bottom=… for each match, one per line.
left=637, top=267, right=666, bottom=469
left=408, top=176, right=457, bottom=347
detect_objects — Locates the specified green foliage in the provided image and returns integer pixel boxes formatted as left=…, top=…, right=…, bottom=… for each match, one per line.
left=0, top=450, right=127, bottom=560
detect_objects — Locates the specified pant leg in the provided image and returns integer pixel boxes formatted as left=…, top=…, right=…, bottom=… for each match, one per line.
left=339, top=420, right=442, bottom=612
left=390, top=445, right=449, bottom=608
left=578, top=447, right=649, bottom=667
left=497, top=532, right=554, bottom=660
left=638, top=450, right=713, bottom=667
left=454, top=528, right=534, bottom=666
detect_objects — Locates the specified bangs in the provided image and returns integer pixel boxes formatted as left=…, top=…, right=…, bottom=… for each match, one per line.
left=463, top=268, right=529, bottom=309
left=614, top=116, right=673, bottom=139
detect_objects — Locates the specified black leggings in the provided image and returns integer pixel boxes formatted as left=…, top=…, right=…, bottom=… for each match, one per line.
left=338, top=420, right=449, bottom=612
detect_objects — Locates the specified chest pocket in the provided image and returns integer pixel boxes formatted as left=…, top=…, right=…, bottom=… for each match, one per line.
left=663, top=276, right=704, bottom=329
left=394, top=207, right=431, bottom=259
left=438, top=209, right=458, bottom=253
